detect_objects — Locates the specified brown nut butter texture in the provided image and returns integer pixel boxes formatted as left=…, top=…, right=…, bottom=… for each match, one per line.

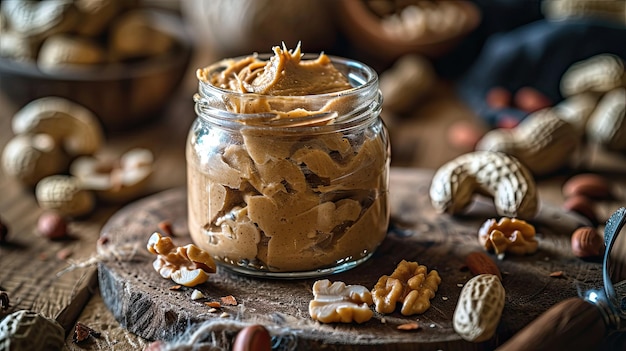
left=188, top=44, right=388, bottom=273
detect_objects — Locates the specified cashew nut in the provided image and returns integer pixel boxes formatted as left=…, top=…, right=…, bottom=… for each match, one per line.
left=35, top=175, right=95, bottom=217
left=475, top=108, right=581, bottom=176
left=1, top=134, right=68, bottom=186
left=69, top=148, right=154, bottom=202
left=12, top=97, right=104, bottom=156
left=429, top=151, right=538, bottom=219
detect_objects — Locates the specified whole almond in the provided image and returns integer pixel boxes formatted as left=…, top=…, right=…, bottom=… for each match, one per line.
left=465, top=251, right=502, bottom=281
left=571, top=227, right=604, bottom=258
left=232, top=325, right=271, bottom=351
left=562, top=173, right=612, bottom=200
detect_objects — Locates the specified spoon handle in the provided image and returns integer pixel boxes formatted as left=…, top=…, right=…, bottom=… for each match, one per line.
left=496, top=297, right=606, bottom=351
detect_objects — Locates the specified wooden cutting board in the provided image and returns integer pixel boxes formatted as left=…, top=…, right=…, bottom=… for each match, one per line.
left=98, top=168, right=603, bottom=350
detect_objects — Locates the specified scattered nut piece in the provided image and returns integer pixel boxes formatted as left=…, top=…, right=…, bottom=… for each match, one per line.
left=158, top=220, right=175, bottom=237
left=465, top=252, right=502, bottom=280
left=372, top=260, right=441, bottom=316
left=221, top=295, right=237, bottom=306
left=309, top=279, right=374, bottom=324
left=453, top=274, right=505, bottom=342
left=549, top=271, right=564, bottom=278
left=191, top=290, right=205, bottom=300
left=169, top=285, right=182, bottom=291
left=73, top=322, right=101, bottom=343
left=56, top=247, right=73, bottom=260
left=37, top=211, right=68, bottom=239
left=571, top=227, right=605, bottom=258
left=397, top=322, right=420, bottom=331
left=429, top=151, right=538, bottom=220
left=147, top=232, right=216, bottom=287
left=205, top=301, right=221, bottom=308
left=478, top=217, right=538, bottom=258
left=70, top=148, right=154, bottom=203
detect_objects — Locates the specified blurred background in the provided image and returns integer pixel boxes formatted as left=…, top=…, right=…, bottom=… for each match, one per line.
left=1, top=0, right=625, bottom=176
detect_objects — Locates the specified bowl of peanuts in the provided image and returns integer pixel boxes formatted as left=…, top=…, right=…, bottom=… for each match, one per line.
left=0, top=2, right=193, bottom=132
left=336, top=0, right=481, bottom=61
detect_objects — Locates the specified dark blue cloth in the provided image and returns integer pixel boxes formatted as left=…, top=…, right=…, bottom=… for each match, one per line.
left=456, top=19, right=626, bottom=126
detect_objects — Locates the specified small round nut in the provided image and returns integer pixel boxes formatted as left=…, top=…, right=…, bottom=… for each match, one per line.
left=571, top=227, right=604, bottom=258
left=37, top=211, right=68, bottom=240
left=562, top=173, right=612, bottom=200
left=233, top=325, right=271, bottom=351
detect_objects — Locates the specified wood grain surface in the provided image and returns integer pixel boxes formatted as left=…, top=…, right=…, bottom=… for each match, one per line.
left=97, top=169, right=609, bottom=350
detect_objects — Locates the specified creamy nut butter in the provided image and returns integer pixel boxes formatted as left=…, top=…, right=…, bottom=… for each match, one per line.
left=187, top=44, right=390, bottom=277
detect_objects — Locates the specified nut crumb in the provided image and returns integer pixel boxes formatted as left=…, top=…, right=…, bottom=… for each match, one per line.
left=381, top=317, right=386, bottom=324
left=221, top=295, right=237, bottom=306
left=208, top=308, right=217, bottom=313
left=457, top=283, right=464, bottom=287
left=56, top=247, right=73, bottom=260
left=442, top=296, right=448, bottom=301
left=220, top=312, right=230, bottom=318
left=169, top=285, right=182, bottom=291
left=205, top=301, right=221, bottom=308
left=397, top=322, right=420, bottom=331
left=549, top=271, right=564, bottom=278
left=191, top=290, right=205, bottom=300
left=158, top=220, right=175, bottom=237
left=73, top=322, right=101, bottom=343
left=429, top=323, right=436, bottom=328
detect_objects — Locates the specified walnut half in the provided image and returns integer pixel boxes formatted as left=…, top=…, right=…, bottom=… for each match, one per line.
left=372, top=260, right=441, bottom=316
left=478, top=217, right=538, bottom=258
left=308, top=279, right=374, bottom=324
left=147, top=232, right=216, bottom=287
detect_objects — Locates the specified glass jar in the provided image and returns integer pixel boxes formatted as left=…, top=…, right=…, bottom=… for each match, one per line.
left=186, top=54, right=390, bottom=278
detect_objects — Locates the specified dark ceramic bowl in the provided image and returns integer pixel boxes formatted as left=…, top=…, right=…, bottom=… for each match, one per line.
left=0, top=10, right=193, bottom=133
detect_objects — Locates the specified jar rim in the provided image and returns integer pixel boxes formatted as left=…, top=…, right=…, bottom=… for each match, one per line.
left=198, top=53, right=378, bottom=98
left=194, top=53, right=381, bottom=130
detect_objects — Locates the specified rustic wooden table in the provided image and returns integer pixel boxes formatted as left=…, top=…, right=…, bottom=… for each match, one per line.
left=1, top=58, right=626, bottom=350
